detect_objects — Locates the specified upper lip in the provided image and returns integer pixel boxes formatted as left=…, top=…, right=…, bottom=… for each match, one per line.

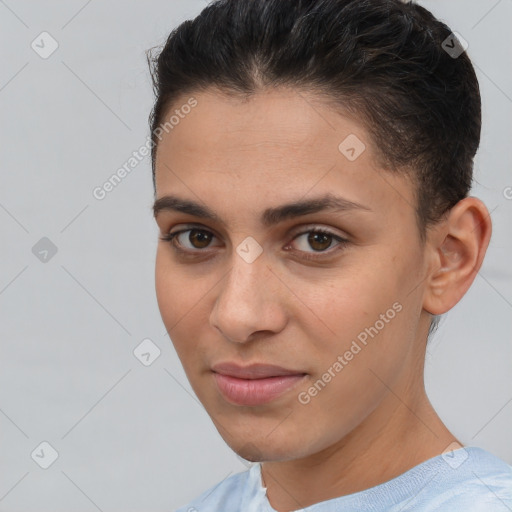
left=211, top=362, right=306, bottom=379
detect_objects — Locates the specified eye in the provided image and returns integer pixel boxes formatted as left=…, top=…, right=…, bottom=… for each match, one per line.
left=286, top=228, right=349, bottom=260
left=159, top=225, right=349, bottom=261
left=160, top=227, right=221, bottom=252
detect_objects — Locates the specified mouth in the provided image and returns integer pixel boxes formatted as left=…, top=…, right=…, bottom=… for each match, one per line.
left=211, top=362, right=308, bottom=406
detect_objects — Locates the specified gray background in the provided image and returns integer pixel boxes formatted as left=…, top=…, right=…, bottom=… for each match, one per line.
left=0, top=1, right=510, bottom=511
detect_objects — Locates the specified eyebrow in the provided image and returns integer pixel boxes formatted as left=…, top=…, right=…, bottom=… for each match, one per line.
left=152, top=193, right=371, bottom=228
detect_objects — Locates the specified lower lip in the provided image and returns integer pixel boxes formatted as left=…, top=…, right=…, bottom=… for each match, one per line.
left=213, top=372, right=307, bottom=406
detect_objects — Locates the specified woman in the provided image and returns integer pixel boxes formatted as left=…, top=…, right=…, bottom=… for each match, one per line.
left=147, top=0, right=512, bottom=510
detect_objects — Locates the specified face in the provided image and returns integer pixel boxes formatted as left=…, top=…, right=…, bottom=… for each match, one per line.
left=153, top=87, right=431, bottom=463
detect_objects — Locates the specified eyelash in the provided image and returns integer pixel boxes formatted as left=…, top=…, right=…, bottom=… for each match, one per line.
left=159, top=226, right=349, bottom=261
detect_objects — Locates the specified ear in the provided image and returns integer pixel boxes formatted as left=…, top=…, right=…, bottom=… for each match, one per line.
left=423, top=197, right=492, bottom=315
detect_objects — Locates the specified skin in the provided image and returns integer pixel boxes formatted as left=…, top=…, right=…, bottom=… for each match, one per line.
left=153, top=87, right=491, bottom=512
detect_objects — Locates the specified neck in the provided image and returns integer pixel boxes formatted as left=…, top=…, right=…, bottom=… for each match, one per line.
left=261, top=382, right=458, bottom=512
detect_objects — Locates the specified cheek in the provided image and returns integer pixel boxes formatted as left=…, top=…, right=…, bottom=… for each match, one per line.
left=154, top=250, right=215, bottom=370
left=302, top=272, right=390, bottom=341
left=291, top=298, right=411, bottom=443
left=301, top=257, right=414, bottom=372
left=155, top=251, right=176, bottom=324
left=155, top=251, right=196, bottom=351
left=155, top=249, right=200, bottom=319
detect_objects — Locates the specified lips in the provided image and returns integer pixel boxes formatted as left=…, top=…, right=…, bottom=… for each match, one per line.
left=211, top=362, right=307, bottom=406
left=212, top=362, right=305, bottom=379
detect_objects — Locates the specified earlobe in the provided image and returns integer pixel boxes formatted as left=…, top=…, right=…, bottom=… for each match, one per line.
left=423, top=197, right=492, bottom=315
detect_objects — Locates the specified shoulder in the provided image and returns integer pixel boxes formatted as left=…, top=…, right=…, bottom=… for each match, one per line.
left=174, top=464, right=262, bottom=512
left=410, top=447, right=512, bottom=511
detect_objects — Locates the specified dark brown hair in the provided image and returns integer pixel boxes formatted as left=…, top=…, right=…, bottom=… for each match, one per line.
left=147, top=0, right=481, bottom=236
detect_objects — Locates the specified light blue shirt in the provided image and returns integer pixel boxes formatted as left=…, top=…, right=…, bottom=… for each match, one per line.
left=175, top=447, right=512, bottom=511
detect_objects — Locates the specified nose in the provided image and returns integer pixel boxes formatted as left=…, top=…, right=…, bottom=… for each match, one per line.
left=210, top=250, right=287, bottom=344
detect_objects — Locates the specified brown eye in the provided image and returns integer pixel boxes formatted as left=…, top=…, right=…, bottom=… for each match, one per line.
left=160, top=225, right=349, bottom=262
left=290, top=228, right=346, bottom=254
left=187, top=229, right=213, bottom=249
left=161, top=228, right=217, bottom=251
left=307, top=231, right=332, bottom=251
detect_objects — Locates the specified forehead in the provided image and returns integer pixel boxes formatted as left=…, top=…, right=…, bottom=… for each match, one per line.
left=156, top=88, right=372, bottom=174
left=154, top=87, right=417, bottom=228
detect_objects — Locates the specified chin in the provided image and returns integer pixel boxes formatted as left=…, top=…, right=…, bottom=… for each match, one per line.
left=227, top=434, right=310, bottom=464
